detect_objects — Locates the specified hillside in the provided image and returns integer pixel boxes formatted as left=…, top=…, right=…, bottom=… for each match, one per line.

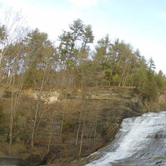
left=0, top=86, right=151, bottom=165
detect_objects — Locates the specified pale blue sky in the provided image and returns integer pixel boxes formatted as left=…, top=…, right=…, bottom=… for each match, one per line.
left=0, top=0, right=166, bottom=73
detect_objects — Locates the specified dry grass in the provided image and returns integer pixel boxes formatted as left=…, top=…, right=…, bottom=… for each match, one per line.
left=0, top=143, right=27, bottom=158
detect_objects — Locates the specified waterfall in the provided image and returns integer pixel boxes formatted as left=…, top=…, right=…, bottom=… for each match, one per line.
left=85, top=111, right=166, bottom=166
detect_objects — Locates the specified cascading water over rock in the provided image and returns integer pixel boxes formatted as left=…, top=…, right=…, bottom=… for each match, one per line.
left=84, top=111, right=166, bottom=166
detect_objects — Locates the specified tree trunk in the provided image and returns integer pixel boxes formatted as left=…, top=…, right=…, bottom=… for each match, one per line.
left=79, top=114, right=86, bottom=156
left=76, top=111, right=82, bottom=146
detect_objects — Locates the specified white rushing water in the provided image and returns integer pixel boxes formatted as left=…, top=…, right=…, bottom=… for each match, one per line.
left=85, top=111, right=166, bottom=166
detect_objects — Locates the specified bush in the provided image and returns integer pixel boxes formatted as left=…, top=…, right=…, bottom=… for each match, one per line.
left=0, top=143, right=26, bottom=157
left=3, top=90, right=12, bottom=98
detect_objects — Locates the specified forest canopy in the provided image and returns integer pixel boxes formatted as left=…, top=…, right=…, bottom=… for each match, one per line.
left=0, top=17, right=165, bottom=97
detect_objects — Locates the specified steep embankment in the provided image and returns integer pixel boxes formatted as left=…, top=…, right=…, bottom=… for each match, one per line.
left=1, top=86, right=165, bottom=166
left=39, top=87, right=147, bottom=166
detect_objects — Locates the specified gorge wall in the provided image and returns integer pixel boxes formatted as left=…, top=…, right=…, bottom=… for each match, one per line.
left=0, top=86, right=165, bottom=166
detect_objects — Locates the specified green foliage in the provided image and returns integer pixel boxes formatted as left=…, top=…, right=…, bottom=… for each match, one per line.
left=23, top=29, right=56, bottom=86
left=58, top=19, right=94, bottom=69
left=113, top=74, right=120, bottom=85
left=2, top=18, right=165, bottom=101
left=63, top=120, right=74, bottom=133
left=1, top=18, right=166, bottom=106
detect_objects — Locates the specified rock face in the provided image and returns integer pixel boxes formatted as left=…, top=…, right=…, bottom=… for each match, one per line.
left=30, top=91, right=60, bottom=103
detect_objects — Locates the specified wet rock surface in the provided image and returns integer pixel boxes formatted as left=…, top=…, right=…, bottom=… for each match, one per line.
left=83, top=112, right=166, bottom=166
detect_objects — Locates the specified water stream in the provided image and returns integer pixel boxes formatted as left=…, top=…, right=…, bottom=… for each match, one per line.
left=84, top=111, right=166, bottom=166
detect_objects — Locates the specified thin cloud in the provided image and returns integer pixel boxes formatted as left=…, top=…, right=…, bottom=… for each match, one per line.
left=157, top=12, right=166, bottom=22
left=68, top=0, right=106, bottom=8
left=0, top=0, right=29, bottom=10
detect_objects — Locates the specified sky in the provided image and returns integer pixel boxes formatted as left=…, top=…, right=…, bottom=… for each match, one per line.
left=0, top=0, right=166, bottom=73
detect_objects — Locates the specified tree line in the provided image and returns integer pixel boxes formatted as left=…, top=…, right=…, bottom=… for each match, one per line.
left=0, top=17, right=165, bottom=93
